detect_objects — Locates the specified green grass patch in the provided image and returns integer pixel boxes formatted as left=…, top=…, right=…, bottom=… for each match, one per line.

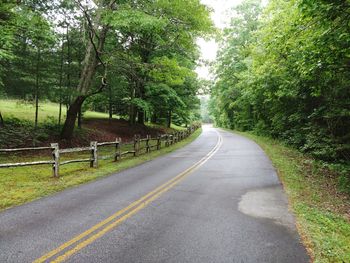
left=0, top=99, right=65, bottom=123
left=229, top=130, right=350, bottom=263
left=0, top=129, right=201, bottom=211
left=0, top=99, right=114, bottom=123
left=146, top=122, right=186, bottom=132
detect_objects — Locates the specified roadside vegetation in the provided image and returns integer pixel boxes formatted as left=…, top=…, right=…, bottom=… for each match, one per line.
left=209, top=0, right=349, bottom=179
left=229, top=130, right=350, bottom=263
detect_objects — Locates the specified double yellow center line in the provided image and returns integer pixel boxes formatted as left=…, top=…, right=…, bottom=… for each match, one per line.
left=34, top=131, right=222, bottom=263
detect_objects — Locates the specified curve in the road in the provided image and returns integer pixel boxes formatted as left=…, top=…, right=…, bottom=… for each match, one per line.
left=0, top=126, right=309, bottom=263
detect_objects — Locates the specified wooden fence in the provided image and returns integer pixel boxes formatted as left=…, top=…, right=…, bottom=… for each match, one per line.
left=0, top=124, right=200, bottom=177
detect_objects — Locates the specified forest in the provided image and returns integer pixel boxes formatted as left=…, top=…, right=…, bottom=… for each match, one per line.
left=0, top=0, right=213, bottom=140
left=210, top=0, right=350, bottom=171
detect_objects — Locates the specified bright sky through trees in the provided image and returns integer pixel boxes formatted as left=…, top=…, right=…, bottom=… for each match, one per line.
left=196, top=0, right=244, bottom=80
left=196, top=0, right=268, bottom=80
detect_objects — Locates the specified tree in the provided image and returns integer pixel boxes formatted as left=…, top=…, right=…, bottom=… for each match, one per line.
left=210, top=0, right=350, bottom=162
left=103, top=0, right=213, bottom=126
left=60, top=0, right=116, bottom=139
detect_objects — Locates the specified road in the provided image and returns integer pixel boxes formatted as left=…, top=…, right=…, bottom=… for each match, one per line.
left=0, top=125, right=309, bottom=263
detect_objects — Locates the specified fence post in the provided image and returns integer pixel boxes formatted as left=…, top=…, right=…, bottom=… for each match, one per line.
left=51, top=143, right=59, bottom=178
left=114, top=137, right=121, bottom=161
left=138, top=135, right=141, bottom=155
left=90, top=141, right=98, bottom=168
left=157, top=135, right=161, bottom=150
left=133, top=135, right=137, bottom=156
left=146, top=135, right=150, bottom=153
left=134, top=135, right=140, bottom=156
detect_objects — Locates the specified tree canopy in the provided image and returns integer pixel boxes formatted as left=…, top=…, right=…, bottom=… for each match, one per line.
left=0, top=0, right=214, bottom=138
left=210, top=0, right=350, bottom=163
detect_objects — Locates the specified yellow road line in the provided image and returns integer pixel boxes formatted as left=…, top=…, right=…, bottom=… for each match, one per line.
left=34, top=130, right=222, bottom=263
left=34, top=167, right=190, bottom=263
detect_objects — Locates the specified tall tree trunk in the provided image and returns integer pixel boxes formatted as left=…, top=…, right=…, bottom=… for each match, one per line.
left=137, top=110, right=144, bottom=125
left=78, top=107, right=82, bottom=129
left=58, top=30, right=65, bottom=126
left=0, top=112, right=4, bottom=128
left=151, top=113, right=157, bottom=123
left=34, top=48, right=41, bottom=129
left=60, top=10, right=109, bottom=139
left=167, top=110, right=172, bottom=128
left=129, top=106, right=136, bottom=125
left=137, top=83, right=145, bottom=125
left=108, top=85, right=113, bottom=123
left=59, top=101, right=62, bottom=126
left=66, top=24, right=71, bottom=97
left=61, top=96, right=86, bottom=139
left=129, top=87, right=136, bottom=125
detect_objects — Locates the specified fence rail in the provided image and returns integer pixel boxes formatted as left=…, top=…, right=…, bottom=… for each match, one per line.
left=0, top=124, right=200, bottom=177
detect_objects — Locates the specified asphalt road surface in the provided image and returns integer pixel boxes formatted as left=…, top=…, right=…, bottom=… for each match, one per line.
left=0, top=125, right=309, bottom=263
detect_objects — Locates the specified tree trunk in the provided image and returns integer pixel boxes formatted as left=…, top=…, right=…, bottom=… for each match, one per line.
left=58, top=30, right=65, bottom=126
left=129, top=106, right=136, bottom=125
left=167, top=110, right=172, bottom=128
left=60, top=96, right=86, bottom=139
left=129, top=86, right=136, bottom=125
left=108, top=85, right=113, bottom=123
left=34, top=48, right=41, bottom=129
left=151, top=113, right=157, bottom=123
left=0, top=112, right=4, bottom=128
left=60, top=10, right=109, bottom=139
left=58, top=101, right=62, bottom=126
left=137, top=110, right=144, bottom=125
left=78, top=107, right=82, bottom=129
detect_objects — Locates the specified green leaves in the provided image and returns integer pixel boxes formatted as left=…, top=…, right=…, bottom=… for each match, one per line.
left=211, top=0, right=350, bottom=162
left=149, top=57, right=192, bottom=86
left=104, top=6, right=167, bottom=33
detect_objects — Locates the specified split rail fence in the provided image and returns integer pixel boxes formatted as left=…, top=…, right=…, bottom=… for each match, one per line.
left=0, top=125, right=200, bottom=177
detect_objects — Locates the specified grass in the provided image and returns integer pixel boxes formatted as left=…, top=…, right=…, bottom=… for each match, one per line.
left=146, top=122, right=186, bottom=132
left=0, top=128, right=202, bottom=211
left=229, top=130, right=350, bottom=263
left=0, top=99, right=115, bottom=122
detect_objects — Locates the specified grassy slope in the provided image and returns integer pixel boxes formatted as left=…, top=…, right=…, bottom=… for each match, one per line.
left=229, top=130, right=350, bottom=263
left=0, top=99, right=116, bottom=122
left=0, top=99, right=185, bottom=130
left=0, top=129, right=201, bottom=211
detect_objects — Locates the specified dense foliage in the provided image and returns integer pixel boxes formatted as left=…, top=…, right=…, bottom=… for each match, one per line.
left=0, top=0, right=213, bottom=138
left=210, top=0, right=350, bottom=164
